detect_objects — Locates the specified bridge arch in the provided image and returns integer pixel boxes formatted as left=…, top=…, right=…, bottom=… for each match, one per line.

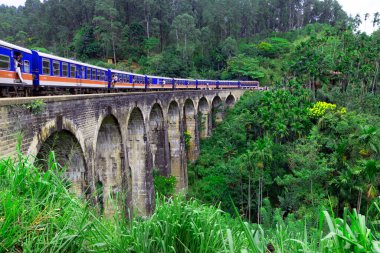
left=94, top=114, right=125, bottom=217
left=183, top=98, right=198, bottom=162
left=225, top=94, right=236, bottom=108
left=211, top=96, right=223, bottom=130
left=149, top=103, right=169, bottom=176
left=31, top=117, right=88, bottom=197
left=198, top=97, right=210, bottom=139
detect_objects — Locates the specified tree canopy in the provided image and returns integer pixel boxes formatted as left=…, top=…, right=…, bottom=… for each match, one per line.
left=0, top=0, right=349, bottom=78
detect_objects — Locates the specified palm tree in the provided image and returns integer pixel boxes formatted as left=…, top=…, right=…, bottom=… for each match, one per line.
left=250, top=136, right=273, bottom=224
left=373, top=12, right=380, bottom=27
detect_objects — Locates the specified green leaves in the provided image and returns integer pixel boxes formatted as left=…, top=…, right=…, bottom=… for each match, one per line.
left=320, top=208, right=380, bottom=252
left=226, top=55, right=265, bottom=80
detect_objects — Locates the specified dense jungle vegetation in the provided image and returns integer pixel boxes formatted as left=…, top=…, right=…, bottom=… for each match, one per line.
left=0, top=0, right=349, bottom=80
left=1, top=141, right=380, bottom=252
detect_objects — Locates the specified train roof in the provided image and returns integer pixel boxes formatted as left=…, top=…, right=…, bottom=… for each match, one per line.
left=146, top=75, right=172, bottom=79
left=0, top=39, right=32, bottom=54
left=174, top=77, right=196, bottom=81
left=197, top=79, right=215, bottom=82
left=110, top=69, right=145, bottom=77
left=37, top=52, right=108, bottom=71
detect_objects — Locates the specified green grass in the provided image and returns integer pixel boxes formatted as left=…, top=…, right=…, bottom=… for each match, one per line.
left=0, top=152, right=380, bottom=252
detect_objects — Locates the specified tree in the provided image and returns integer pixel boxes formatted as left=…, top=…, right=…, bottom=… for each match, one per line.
left=73, top=26, right=101, bottom=59
left=227, top=55, right=265, bottom=80
left=93, top=0, right=122, bottom=62
left=221, top=37, right=238, bottom=60
left=171, top=13, right=200, bottom=65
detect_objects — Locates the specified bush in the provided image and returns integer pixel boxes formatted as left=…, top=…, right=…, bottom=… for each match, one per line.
left=153, top=169, right=176, bottom=197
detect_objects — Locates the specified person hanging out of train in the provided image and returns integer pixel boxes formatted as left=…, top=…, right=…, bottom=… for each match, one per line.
left=14, top=52, right=26, bottom=84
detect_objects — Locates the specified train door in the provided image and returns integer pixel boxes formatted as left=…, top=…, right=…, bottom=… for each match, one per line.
left=107, top=70, right=111, bottom=89
left=9, top=50, right=33, bottom=85
left=82, top=67, right=85, bottom=87
left=31, top=51, right=40, bottom=87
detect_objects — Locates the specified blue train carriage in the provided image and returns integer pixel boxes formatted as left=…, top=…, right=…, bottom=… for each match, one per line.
left=123, top=73, right=145, bottom=89
left=187, top=79, right=197, bottom=89
left=173, top=78, right=196, bottom=89
left=219, top=80, right=239, bottom=89
left=35, top=52, right=108, bottom=89
left=197, top=79, right=217, bottom=90
left=173, top=78, right=187, bottom=89
left=146, top=75, right=172, bottom=90
left=240, top=80, right=260, bottom=89
left=0, top=40, right=33, bottom=87
left=110, top=69, right=136, bottom=89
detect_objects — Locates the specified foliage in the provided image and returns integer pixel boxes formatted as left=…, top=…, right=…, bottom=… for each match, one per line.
left=189, top=86, right=312, bottom=217
left=2, top=152, right=380, bottom=252
left=0, top=0, right=352, bottom=80
left=2, top=0, right=379, bottom=89
left=190, top=85, right=380, bottom=226
left=257, top=38, right=291, bottom=58
left=226, top=55, right=265, bottom=80
left=153, top=169, right=176, bottom=197
left=184, top=130, right=192, bottom=151
left=308, top=101, right=341, bottom=119
left=22, top=99, right=45, bottom=114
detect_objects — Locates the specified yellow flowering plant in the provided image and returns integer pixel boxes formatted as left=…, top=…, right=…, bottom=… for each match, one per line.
left=308, top=101, right=346, bottom=119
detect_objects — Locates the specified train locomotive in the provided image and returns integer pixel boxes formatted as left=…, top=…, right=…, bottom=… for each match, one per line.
left=0, top=39, right=259, bottom=96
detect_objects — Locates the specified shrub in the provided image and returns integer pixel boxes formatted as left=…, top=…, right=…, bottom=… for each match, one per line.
left=153, top=169, right=177, bottom=197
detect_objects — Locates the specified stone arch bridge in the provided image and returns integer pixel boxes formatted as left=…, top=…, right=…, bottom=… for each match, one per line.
left=0, top=90, right=244, bottom=216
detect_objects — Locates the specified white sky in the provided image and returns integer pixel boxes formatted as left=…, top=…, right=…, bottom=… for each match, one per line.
left=0, top=0, right=379, bottom=34
left=338, top=0, right=380, bottom=34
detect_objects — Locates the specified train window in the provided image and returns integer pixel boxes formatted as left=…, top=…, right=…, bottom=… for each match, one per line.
left=70, top=65, right=76, bottom=78
left=101, top=71, right=105, bottom=81
left=62, top=62, right=68, bottom=77
left=96, top=70, right=100, bottom=80
left=23, top=60, right=30, bottom=73
left=53, top=61, right=60, bottom=76
left=42, top=58, right=50, bottom=75
left=87, top=68, right=91, bottom=79
left=0, top=55, right=9, bottom=70
left=92, top=69, right=96, bottom=80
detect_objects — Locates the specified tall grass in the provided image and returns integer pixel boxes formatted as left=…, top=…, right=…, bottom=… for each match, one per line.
left=0, top=152, right=380, bottom=252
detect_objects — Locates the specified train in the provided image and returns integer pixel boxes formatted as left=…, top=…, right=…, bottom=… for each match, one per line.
left=0, top=39, right=260, bottom=96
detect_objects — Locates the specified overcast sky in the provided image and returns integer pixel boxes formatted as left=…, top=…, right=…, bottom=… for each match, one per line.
left=0, top=0, right=379, bottom=34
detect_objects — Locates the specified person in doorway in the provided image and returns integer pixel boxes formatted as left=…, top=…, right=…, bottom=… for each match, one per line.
left=14, top=53, right=26, bottom=84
